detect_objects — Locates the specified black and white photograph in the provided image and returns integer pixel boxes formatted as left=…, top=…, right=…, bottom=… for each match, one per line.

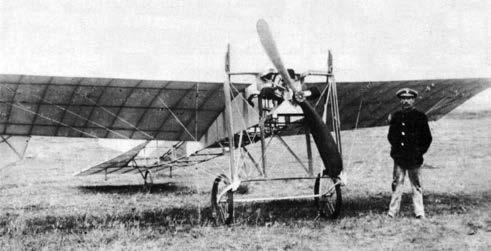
left=1, top=0, right=490, bottom=249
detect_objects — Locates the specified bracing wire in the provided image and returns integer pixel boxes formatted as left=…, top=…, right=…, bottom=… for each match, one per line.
left=345, top=99, right=364, bottom=168
left=157, top=96, right=198, bottom=142
left=3, top=86, right=130, bottom=139
left=81, top=93, right=155, bottom=140
left=6, top=101, right=98, bottom=138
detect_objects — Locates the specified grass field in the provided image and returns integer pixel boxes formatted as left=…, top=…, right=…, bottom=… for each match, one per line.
left=1, top=104, right=490, bottom=250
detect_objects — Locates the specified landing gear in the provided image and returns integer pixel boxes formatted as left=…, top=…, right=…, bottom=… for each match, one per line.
left=314, top=172, right=342, bottom=219
left=212, top=23, right=345, bottom=224
left=211, top=174, right=234, bottom=224
left=136, top=168, right=153, bottom=191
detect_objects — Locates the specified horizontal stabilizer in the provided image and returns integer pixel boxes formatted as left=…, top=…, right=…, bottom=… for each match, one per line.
left=74, top=140, right=150, bottom=176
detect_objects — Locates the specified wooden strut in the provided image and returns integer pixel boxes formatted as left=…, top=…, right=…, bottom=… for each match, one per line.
left=327, top=51, right=342, bottom=156
left=258, top=95, right=267, bottom=176
left=242, top=146, right=263, bottom=176
left=222, top=51, right=342, bottom=189
left=330, top=79, right=342, bottom=155
left=130, top=159, right=153, bottom=186
left=232, top=179, right=341, bottom=203
left=212, top=21, right=346, bottom=224
left=235, top=193, right=325, bottom=203
left=305, top=128, right=314, bottom=176
left=218, top=59, right=342, bottom=183
left=0, top=135, right=30, bottom=160
left=224, top=44, right=238, bottom=187
left=242, top=176, right=332, bottom=182
left=274, top=134, right=310, bottom=174
left=137, top=167, right=153, bottom=186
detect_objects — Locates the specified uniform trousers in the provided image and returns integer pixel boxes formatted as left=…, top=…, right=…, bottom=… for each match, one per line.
left=388, top=162, right=425, bottom=217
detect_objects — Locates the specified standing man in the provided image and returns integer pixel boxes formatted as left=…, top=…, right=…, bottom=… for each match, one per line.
left=387, top=88, right=432, bottom=218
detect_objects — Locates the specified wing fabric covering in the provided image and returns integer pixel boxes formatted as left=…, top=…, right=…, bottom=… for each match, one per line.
left=75, top=140, right=150, bottom=176
left=0, top=74, right=249, bottom=141
left=300, top=78, right=491, bottom=132
left=335, top=78, right=491, bottom=129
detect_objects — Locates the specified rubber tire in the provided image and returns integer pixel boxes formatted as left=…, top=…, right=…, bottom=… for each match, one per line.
left=314, top=173, right=342, bottom=219
left=211, top=175, right=234, bottom=224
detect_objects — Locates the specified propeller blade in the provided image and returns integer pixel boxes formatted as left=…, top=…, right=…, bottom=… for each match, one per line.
left=299, top=101, right=343, bottom=177
left=256, top=19, right=298, bottom=92
left=328, top=50, right=333, bottom=74
left=256, top=19, right=343, bottom=177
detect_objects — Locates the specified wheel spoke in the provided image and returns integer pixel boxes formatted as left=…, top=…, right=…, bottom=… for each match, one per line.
left=325, top=200, right=335, bottom=214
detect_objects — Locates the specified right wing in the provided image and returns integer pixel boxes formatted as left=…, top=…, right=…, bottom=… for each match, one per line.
left=303, top=78, right=491, bottom=131
left=336, top=78, right=491, bottom=129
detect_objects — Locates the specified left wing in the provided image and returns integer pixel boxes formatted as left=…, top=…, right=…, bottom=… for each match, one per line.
left=0, top=74, right=249, bottom=141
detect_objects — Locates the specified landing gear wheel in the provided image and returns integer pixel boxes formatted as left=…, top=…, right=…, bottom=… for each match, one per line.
left=314, top=173, right=342, bottom=219
left=211, top=174, right=234, bottom=225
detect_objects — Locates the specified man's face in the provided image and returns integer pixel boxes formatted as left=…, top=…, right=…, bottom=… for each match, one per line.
left=400, top=96, right=415, bottom=109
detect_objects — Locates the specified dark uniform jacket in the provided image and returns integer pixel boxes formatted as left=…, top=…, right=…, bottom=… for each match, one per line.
left=388, top=108, right=432, bottom=168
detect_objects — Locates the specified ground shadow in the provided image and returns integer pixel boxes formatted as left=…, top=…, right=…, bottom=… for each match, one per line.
left=341, top=191, right=488, bottom=217
left=3, top=191, right=488, bottom=235
left=78, top=182, right=195, bottom=195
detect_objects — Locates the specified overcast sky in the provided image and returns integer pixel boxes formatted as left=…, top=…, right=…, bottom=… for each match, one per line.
left=0, top=0, right=489, bottom=83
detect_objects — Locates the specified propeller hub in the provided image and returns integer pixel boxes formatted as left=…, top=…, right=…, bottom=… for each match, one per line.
left=294, top=90, right=312, bottom=103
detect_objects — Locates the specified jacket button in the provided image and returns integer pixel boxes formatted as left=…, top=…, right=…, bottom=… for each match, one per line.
left=402, top=122, right=405, bottom=126
left=401, top=132, right=405, bottom=135
left=401, top=142, right=404, bottom=146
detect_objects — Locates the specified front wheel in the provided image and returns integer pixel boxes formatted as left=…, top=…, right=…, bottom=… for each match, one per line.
left=211, top=174, right=234, bottom=224
left=314, top=173, right=342, bottom=219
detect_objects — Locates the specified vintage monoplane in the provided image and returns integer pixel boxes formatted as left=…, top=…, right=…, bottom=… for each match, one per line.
left=1, top=19, right=489, bottom=224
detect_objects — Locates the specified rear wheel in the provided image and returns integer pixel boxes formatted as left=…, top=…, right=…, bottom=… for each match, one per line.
left=314, top=173, right=342, bottom=219
left=211, top=174, right=234, bottom=224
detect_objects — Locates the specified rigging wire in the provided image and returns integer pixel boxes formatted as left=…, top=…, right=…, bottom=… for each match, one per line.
left=6, top=101, right=98, bottom=138
left=3, top=85, right=130, bottom=139
left=345, top=98, right=364, bottom=168
left=81, top=93, right=155, bottom=140
left=157, top=96, right=198, bottom=142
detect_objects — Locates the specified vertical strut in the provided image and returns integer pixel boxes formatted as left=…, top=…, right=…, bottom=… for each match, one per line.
left=305, top=129, right=313, bottom=176
left=327, top=51, right=342, bottom=157
left=258, top=96, right=267, bottom=177
left=224, top=44, right=238, bottom=185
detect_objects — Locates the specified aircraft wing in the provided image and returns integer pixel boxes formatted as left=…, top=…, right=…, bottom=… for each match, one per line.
left=0, top=74, right=250, bottom=141
left=75, top=140, right=150, bottom=176
left=303, top=78, right=491, bottom=131
left=335, top=78, right=491, bottom=130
